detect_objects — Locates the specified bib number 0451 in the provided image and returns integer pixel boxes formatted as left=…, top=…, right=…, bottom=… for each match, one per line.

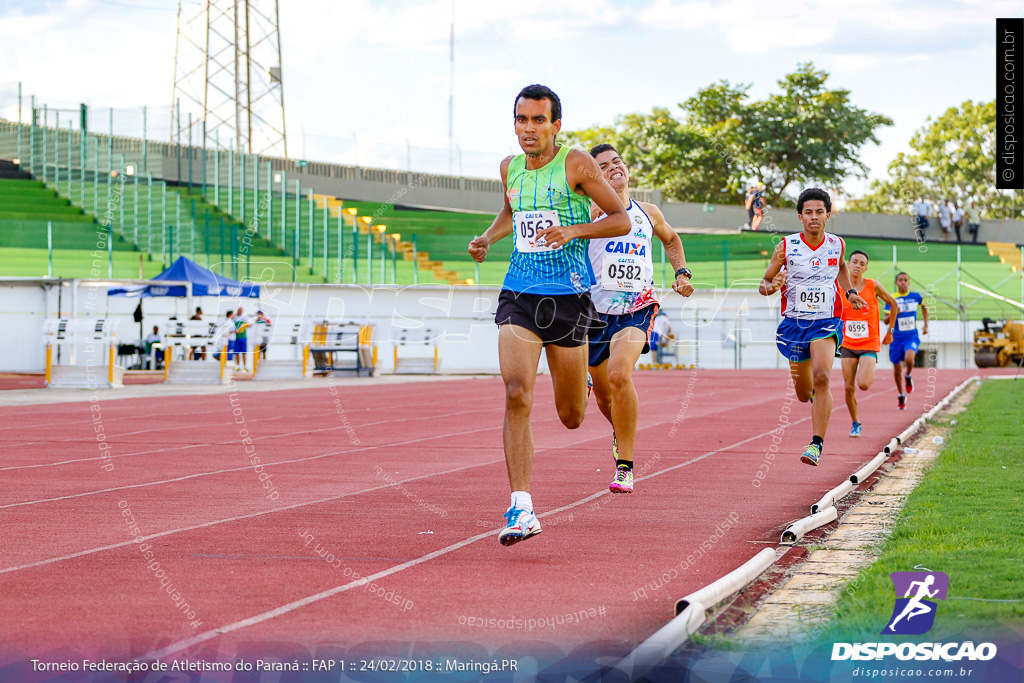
left=794, top=285, right=829, bottom=313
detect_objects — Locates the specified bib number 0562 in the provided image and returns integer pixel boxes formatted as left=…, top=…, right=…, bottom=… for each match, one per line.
left=513, top=210, right=560, bottom=253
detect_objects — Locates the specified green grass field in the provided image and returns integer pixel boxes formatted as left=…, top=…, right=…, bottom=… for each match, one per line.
left=814, top=379, right=1024, bottom=641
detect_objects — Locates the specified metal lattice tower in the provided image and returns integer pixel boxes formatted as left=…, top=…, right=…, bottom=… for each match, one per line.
left=170, top=0, right=287, bottom=157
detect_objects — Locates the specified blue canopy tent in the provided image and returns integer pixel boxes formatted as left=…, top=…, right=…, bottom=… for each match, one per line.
left=108, top=256, right=260, bottom=299
left=105, top=257, right=260, bottom=363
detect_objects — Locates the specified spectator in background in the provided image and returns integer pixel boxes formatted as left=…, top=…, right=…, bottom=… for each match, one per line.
left=222, top=310, right=236, bottom=362
left=254, top=310, right=272, bottom=360
left=912, top=198, right=931, bottom=239
left=749, top=183, right=767, bottom=231
left=744, top=186, right=756, bottom=229
left=650, top=311, right=674, bottom=364
left=952, top=202, right=965, bottom=243
left=188, top=306, right=204, bottom=360
left=234, top=306, right=251, bottom=371
left=938, top=200, right=953, bottom=241
left=965, top=201, right=981, bottom=243
left=145, top=325, right=163, bottom=369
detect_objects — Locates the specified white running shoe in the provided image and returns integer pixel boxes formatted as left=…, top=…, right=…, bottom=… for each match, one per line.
left=498, top=506, right=542, bottom=546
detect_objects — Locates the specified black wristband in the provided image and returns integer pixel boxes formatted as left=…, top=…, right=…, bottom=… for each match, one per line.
left=847, top=288, right=858, bottom=297
left=675, top=267, right=692, bottom=279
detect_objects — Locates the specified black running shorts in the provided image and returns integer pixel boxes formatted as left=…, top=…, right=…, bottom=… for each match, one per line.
left=495, top=289, right=602, bottom=348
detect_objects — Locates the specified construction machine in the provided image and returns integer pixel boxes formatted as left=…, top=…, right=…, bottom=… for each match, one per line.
left=973, top=318, right=1024, bottom=368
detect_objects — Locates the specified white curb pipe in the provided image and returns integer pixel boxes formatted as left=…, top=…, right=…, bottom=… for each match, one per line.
left=811, top=480, right=854, bottom=514
left=614, top=548, right=782, bottom=677
left=781, top=506, right=838, bottom=545
left=851, top=451, right=888, bottom=484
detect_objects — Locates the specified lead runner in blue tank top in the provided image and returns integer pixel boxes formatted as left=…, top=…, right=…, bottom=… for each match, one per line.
left=759, top=188, right=867, bottom=468
left=467, top=85, right=631, bottom=547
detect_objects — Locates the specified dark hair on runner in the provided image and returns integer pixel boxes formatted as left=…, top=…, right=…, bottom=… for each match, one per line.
left=849, top=249, right=869, bottom=262
left=514, top=84, right=561, bottom=122
left=590, top=143, right=619, bottom=158
left=796, top=187, right=832, bottom=213
left=896, top=271, right=909, bottom=280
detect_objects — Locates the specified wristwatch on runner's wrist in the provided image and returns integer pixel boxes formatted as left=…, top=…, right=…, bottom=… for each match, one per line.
left=675, top=267, right=692, bottom=279
left=847, top=288, right=858, bottom=297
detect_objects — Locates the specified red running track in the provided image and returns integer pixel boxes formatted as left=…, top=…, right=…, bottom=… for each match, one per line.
left=0, top=369, right=995, bottom=662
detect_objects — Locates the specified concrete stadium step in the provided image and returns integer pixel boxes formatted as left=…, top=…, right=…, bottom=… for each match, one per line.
left=0, top=169, right=33, bottom=180
left=0, top=177, right=42, bottom=188
left=0, top=211, right=96, bottom=223
left=987, top=242, right=1023, bottom=272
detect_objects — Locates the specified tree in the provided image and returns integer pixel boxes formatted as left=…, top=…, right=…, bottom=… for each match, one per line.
left=736, top=64, right=892, bottom=207
left=565, top=63, right=891, bottom=206
left=563, top=108, right=737, bottom=204
left=849, top=101, right=1021, bottom=220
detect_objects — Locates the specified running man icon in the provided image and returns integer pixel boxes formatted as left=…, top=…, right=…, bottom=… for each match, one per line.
left=882, top=571, right=949, bottom=635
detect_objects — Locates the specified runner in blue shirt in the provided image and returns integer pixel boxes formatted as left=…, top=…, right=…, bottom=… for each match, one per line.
left=885, top=272, right=929, bottom=410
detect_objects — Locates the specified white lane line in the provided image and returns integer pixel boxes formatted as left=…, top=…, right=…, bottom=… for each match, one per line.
left=0, top=458, right=494, bottom=576
left=144, top=528, right=499, bottom=659
left=5, top=409, right=334, bottom=449
left=0, top=384, right=898, bottom=578
left=0, top=419, right=500, bottom=509
left=4, top=385, right=477, bottom=448
left=0, top=377, right=487, bottom=431
left=0, top=403, right=498, bottom=473
left=141, top=397, right=855, bottom=660
left=0, top=404, right=605, bottom=575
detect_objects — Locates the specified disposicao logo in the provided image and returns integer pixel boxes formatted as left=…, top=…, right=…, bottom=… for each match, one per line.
left=883, top=571, right=947, bottom=635
left=831, top=570, right=997, bottom=662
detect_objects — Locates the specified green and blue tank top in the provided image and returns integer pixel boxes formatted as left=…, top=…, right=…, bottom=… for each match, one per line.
left=503, top=145, right=593, bottom=294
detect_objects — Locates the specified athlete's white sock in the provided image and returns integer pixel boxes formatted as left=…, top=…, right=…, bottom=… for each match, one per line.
left=511, top=491, right=533, bottom=512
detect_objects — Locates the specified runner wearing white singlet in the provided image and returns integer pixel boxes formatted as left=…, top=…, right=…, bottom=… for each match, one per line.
left=760, top=188, right=866, bottom=466
left=586, top=144, right=693, bottom=493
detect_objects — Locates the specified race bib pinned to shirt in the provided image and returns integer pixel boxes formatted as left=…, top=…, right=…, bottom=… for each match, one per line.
left=845, top=320, right=869, bottom=339
left=898, top=316, right=917, bottom=332
left=513, top=210, right=561, bottom=253
left=602, top=254, right=644, bottom=291
left=794, top=285, right=829, bottom=314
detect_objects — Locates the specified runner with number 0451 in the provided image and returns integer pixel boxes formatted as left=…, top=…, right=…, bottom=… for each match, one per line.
left=760, top=188, right=866, bottom=467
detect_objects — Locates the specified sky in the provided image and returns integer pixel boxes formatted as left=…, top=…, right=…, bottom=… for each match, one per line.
left=0, top=0, right=1016, bottom=195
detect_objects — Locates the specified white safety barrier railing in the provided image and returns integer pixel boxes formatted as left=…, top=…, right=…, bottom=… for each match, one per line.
left=163, top=319, right=234, bottom=385
left=811, top=480, right=854, bottom=515
left=392, top=327, right=440, bottom=374
left=781, top=507, right=839, bottom=545
left=42, top=318, right=122, bottom=388
left=251, top=320, right=312, bottom=380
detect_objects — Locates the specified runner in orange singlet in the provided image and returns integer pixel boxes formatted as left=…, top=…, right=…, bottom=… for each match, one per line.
left=839, top=250, right=898, bottom=437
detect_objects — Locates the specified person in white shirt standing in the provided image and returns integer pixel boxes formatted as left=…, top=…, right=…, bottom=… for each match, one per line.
left=759, top=188, right=866, bottom=466
left=938, top=200, right=953, bottom=241
left=952, top=202, right=965, bottom=243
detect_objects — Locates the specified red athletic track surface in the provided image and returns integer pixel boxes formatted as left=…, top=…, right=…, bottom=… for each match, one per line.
left=0, top=368, right=1012, bottom=663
